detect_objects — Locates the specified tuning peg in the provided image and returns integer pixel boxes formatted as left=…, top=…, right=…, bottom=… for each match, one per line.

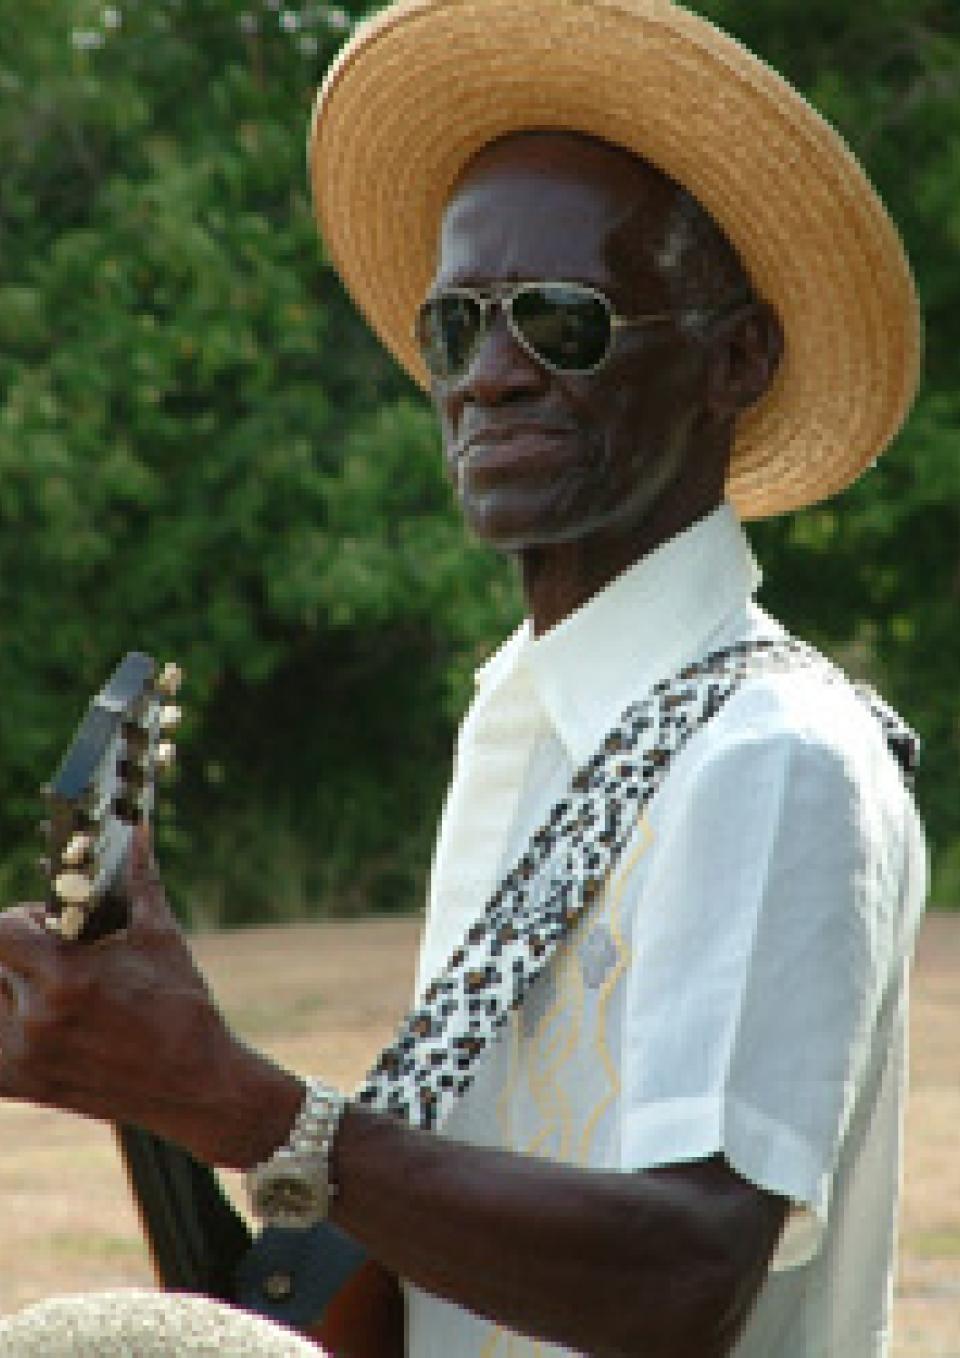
left=157, top=662, right=183, bottom=698
left=35, top=855, right=51, bottom=877
left=117, top=755, right=147, bottom=786
left=125, top=712, right=150, bottom=737
left=38, top=819, right=52, bottom=840
left=75, top=808, right=102, bottom=834
left=61, top=832, right=93, bottom=867
left=112, top=795, right=142, bottom=825
left=48, top=904, right=87, bottom=942
left=154, top=740, right=177, bottom=773
left=53, top=871, right=93, bottom=909
left=158, top=704, right=181, bottom=734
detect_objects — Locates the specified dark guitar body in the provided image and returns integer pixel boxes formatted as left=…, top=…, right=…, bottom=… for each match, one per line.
left=116, top=1126, right=251, bottom=1299
left=40, top=656, right=403, bottom=1356
left=117, top=1126, right=403, bottom=1356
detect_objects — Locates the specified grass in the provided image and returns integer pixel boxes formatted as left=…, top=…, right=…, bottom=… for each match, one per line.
left=0, top=912, right=955, bottom=1357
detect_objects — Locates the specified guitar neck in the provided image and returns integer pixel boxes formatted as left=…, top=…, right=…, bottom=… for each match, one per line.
left=42, top=652, right=180, bottom=942
left=116, top=1125, right=252, bottom=1299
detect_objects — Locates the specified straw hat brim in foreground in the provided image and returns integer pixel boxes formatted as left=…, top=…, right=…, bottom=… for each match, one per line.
left=309, top=0, right=921, bottom=521
left=0, top=1290, right=324, bottom=1356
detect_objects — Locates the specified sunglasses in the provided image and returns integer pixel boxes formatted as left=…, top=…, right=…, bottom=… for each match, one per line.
left=414, top=280, right=736, bottom=381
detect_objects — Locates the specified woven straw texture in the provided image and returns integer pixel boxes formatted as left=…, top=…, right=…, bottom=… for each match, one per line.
left=309, top=0, right=921, bottom=520
left=0, top=1290, right=322, bottom=1356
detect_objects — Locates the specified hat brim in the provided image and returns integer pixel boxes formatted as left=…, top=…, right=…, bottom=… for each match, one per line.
left=309, top=0, right=921, bottom=520
left=0, top=1290, right=322, bottom=1355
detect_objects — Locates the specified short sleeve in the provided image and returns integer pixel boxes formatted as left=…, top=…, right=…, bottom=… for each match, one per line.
left=616, top=677, right=910, bottom=1267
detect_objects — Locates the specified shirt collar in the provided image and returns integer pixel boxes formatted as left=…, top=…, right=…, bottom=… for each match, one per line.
left=476, top=503, right=761, bottom=767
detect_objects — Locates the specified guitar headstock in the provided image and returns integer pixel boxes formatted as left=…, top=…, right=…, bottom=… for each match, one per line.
left=41, top=653, right=182, bottom=942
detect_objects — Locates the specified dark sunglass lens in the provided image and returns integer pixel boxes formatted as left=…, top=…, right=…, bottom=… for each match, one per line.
left=416, top=295, right=484, bottom=378
left=511, top=286, right=611, bottom=371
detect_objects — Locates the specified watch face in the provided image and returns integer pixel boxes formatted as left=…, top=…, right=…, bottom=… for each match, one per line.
left=253, top=1153, right=330, bottom=1227
left=245, top=1088, right=344, bottom=1228
left=265, top=1178, right=322, bottom=1217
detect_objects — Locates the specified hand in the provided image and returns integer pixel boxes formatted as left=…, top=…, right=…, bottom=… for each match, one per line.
left=0, top=827, right=303, bottom=1168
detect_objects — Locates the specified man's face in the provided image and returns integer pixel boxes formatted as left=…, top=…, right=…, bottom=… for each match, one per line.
left=427, top=132, right=725, bottom=554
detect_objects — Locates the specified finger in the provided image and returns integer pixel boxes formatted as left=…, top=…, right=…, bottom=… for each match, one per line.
left=0, top=967, right=42, bottom=1096
left=0, top=1050, right=79, bottom=1110
left=124, top=825, right=177, bottom=933
left=124, top=824, right=162, bottom=903
left=0, top=962, right=35, bottom=1023
left=126, top=822, right=156, bottom=884
left=0, top=906, right=59, bottom=979
left=0, top=967, right=17, bottom=1015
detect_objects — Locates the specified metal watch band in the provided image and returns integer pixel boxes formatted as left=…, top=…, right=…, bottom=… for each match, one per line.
left=245, top=1078, right=347, bottom=1229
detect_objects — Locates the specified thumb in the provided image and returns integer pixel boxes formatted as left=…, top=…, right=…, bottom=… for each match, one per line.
left=124, top=823, right=166, bottom=916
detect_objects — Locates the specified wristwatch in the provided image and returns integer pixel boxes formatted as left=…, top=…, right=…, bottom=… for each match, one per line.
left=244, top=1078, right=347, bottom=1229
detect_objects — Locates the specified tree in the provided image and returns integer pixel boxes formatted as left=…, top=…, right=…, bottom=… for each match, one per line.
left=694, top=0, right=960, bottom=903
left=0, top=0, right=519, bottom=918
left=0, top=0, right=956, bottom=917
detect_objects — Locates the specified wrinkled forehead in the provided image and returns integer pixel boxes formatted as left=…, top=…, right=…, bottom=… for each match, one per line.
left=452, top=130, right=678, bottom=207
left=436, top=130, right=685, bottom=295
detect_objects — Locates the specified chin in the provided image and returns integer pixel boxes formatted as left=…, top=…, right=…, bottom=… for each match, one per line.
left=465, top=511, right=611, bottom=556
left=460, top=483, right=614, bottom=554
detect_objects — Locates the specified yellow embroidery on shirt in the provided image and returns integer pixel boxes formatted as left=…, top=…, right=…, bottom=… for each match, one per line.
left=482, top=822, right=653, bottom=1358
left=479, top=1327, right=542, bottom=1358
left=524, top=1007, right=564, bottom=1156
left=526, top=938, right=584, bottom=1159
left=577, top=814, right=654, bottom=1163
left=479, top=1327, right=502, bottom=1358
left=495, top=943, right=580, bottom=1160
left=495, top=1004, right=523, bottom=1148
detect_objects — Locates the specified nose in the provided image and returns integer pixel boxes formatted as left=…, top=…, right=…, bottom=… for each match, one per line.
left=449, top=303, right=548, bottom=409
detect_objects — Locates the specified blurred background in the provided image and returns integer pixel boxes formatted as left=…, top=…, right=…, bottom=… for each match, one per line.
left=0, top=0, right=957, bottom=925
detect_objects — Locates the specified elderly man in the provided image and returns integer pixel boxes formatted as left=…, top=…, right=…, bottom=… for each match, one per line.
left=0, top=2, right=925, bottom=1356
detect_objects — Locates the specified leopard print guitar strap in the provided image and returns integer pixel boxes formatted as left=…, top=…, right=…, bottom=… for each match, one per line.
left=355, top=636, right=918, bottom=1131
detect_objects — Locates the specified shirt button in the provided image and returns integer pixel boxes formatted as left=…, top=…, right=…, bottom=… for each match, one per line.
left=263, top=1271, right=294, bottom=1303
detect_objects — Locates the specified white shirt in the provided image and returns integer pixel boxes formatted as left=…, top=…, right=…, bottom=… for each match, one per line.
left=405, top=504, right=927, bottom=1358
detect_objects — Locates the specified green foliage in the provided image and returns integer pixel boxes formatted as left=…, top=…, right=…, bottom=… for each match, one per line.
left=0, top=0, right=956, bottom=918
left=0, top=0, right=520, bottom=919
left=690, top=0, right=960, bottom=904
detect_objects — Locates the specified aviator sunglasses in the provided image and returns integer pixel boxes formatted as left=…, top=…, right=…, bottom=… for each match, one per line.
left=415, top=280, right=745, bottom=381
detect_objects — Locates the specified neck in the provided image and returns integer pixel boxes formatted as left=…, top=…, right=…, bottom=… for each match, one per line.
left=518, top=489, right=724, bottom=637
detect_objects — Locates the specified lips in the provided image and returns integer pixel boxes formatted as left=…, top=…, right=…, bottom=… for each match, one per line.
left=455, top=425, right=575, bottom=481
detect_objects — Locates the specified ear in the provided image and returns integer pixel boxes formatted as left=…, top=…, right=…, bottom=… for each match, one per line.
left=704, top=300, right=784, bottom=422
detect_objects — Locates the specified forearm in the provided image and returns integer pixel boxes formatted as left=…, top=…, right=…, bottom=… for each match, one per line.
left=203, top=1039, right=306, bottom=1171
left=325, top=1104, right=782, bottom=1358
left=0, top=875, right=778, bottom=1357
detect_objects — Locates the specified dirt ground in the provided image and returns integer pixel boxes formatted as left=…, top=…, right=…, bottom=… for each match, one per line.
left=0, top=912, right=956, bottom=1355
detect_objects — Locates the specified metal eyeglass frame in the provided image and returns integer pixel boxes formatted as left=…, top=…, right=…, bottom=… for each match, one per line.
left=414, top=279, right=745, bottom=380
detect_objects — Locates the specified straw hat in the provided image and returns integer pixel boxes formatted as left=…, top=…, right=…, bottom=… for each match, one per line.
left=308, top=0, right=921, bottom=520
left=0, top=1290, right=323, bottom=1356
